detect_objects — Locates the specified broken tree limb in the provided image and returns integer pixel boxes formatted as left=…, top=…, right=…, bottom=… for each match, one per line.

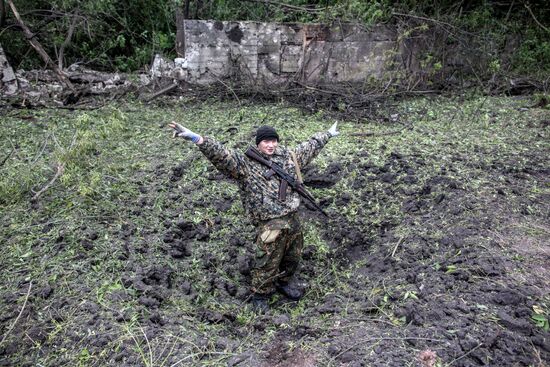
left=31, top=163, right=64, bottom=202
left=391, top=236, right=405, bottom=258
left=216, top=78, right=241, bottom=106
left=350, top=130, right=403, bottom=137
left=294, top=81, right=353, bottom=98
left=0, top=147, right=14, bottom=168
left=146, top=83, right=178, bottom=102
left=7, top=0, right=75, bottom=92
left=0, top=281, right=32, bottom=346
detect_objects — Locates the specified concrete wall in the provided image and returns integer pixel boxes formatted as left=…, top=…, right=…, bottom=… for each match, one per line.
left=179, top=20, right=404, bottom=85
left=0, top=44, right=18, bottom=95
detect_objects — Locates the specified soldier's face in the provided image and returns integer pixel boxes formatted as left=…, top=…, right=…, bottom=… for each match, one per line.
left=257, top=138, right=278, bottom=156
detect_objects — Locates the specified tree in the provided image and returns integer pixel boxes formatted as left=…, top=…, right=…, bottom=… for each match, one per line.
left=6, top=0, right=74, bottom=91
left=0, top=0, right=6, bottom=28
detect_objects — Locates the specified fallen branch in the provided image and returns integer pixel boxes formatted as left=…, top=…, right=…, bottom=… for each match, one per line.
left=294, top=81, right=353, bottom=98
left=146, top=83, right=178, bottom=102
left=446, top=343, right=484, bottom=366
left=31, top=133, right=50, bottom=165
left=0, top=281, right=32, bottom=346
left=0, top=148, right=14, bottom=168
left=31, top=163, right=64, bottom=202
left=331, top=336, right=447, bottom=364
left=350, top=130, right=403, bottom=137
left=391, top=236, right=405, bottom=257
left=216, top=78, right=241, bottom=106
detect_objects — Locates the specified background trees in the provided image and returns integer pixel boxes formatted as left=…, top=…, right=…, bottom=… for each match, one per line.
left=1, top=0, right=176, bottom=71
left=0, top=0, right=548, bottom=77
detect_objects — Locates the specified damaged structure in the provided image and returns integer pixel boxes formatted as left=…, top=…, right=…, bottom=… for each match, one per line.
left=2, top=20, right=516, bottom=104
left=171, top=20, right=440, bottom=85
left=0, top=44, right=18, bottom=95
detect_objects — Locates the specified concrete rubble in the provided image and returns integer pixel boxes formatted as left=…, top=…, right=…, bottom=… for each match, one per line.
left=1, top=62, right=152, bottom=106
left=1, top=44, right=19, bottom=95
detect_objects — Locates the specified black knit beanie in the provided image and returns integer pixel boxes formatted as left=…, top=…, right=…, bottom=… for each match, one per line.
left=255, top=126, right=279, bottom=145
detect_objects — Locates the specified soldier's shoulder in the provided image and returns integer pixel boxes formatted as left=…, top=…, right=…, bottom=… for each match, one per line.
left=274, top=145, right=290, bottom=157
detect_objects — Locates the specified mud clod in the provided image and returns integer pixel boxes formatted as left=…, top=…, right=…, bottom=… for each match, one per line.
left=199, top=308, right=225, bottom=324
left=138, top=296, right=160, bottom=308
left=497, top=311, right=533, bottom=334
left=1, top=97, right=548, bottom=366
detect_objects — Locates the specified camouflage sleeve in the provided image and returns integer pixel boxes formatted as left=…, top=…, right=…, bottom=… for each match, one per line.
left=294, top=131, right=331, bottom=168
left=197, top=137, right=248, bottom=180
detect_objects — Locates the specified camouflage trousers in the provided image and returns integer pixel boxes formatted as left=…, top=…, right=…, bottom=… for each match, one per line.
left=251, top=212, right=303, bottom=295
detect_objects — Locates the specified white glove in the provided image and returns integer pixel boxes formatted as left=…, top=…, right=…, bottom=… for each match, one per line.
left=169, top=122, right=202, bottom=143
left=328, top=122, right=340, bottom=137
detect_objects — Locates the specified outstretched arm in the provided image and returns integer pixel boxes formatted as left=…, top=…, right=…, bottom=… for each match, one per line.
left=294, top=122, right=340, bottom=168
left=169, top=122, right=247, bottom=180
left=169, top=122, right=204, bottom=144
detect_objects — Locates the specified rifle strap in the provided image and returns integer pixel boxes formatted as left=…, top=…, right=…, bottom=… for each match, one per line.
left=289, top=150, right=303, bottom=185
left=279, top=180, right=288, bottom=201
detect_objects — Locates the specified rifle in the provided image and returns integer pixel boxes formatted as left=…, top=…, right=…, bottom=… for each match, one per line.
left=245, top=147, right=328, bottom=217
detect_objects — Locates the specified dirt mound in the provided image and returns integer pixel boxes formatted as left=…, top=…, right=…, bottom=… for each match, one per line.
left=0, top=97, right=548, bottom=366
left=315, top=145, right=549, bottom=366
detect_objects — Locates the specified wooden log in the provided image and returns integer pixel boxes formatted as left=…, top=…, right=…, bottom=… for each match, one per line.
left=146, top=83, right=178, bottom=102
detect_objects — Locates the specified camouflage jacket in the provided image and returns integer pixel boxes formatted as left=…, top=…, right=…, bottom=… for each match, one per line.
left=198, top=132, right=331, bottom=224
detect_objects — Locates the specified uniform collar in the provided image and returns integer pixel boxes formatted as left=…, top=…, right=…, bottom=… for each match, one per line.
left=273, top=146, right=285, bottom=157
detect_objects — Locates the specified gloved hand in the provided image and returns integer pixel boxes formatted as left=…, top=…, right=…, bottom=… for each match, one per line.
left=328, top=121, right=340, bottom=137
left=169, top=122, right=202, bottom=143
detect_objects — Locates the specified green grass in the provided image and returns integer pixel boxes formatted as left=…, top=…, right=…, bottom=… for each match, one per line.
left=0, top=95, right=548, bottom=365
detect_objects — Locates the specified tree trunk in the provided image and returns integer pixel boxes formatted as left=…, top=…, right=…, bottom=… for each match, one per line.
left=7, top=0, right=75, bottom=92
left=175, top=5, right=185, bottom=57
left=194, top=0, right=202, bottom=19
left=184, top=0, right=191, bottom=19
left=0, top=0, right=6, bottom=28
left=58, top=12, right=79, bottom=70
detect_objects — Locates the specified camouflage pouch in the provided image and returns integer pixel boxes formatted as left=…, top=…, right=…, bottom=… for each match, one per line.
left=259, top=219, right=290, bottom=242
left=254, top=218, right=291, bottom=268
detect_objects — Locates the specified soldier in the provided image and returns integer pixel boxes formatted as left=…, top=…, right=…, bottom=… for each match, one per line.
left=169, top=121, right=340, bottom=312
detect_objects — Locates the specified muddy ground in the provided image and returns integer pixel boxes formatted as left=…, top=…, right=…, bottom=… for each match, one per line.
left=0, top=95, right=549, bottom=366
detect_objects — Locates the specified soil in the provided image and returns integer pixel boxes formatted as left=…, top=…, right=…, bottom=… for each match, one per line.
left=0, top=97, right=548, bottom=366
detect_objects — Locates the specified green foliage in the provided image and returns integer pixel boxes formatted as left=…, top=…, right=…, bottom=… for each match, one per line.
left=1, top=0, right=176, bottom=71
left=318, top=0, right=391, bottom=25
left=0, top=0, right=548, bottom=76
left=513, top=28, right=550, bottom=75
left=531, top=304, right=550, bottom=331
left=0, top=162, right=41, bottom=205
left=531, top=313, right=549, bottom=331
